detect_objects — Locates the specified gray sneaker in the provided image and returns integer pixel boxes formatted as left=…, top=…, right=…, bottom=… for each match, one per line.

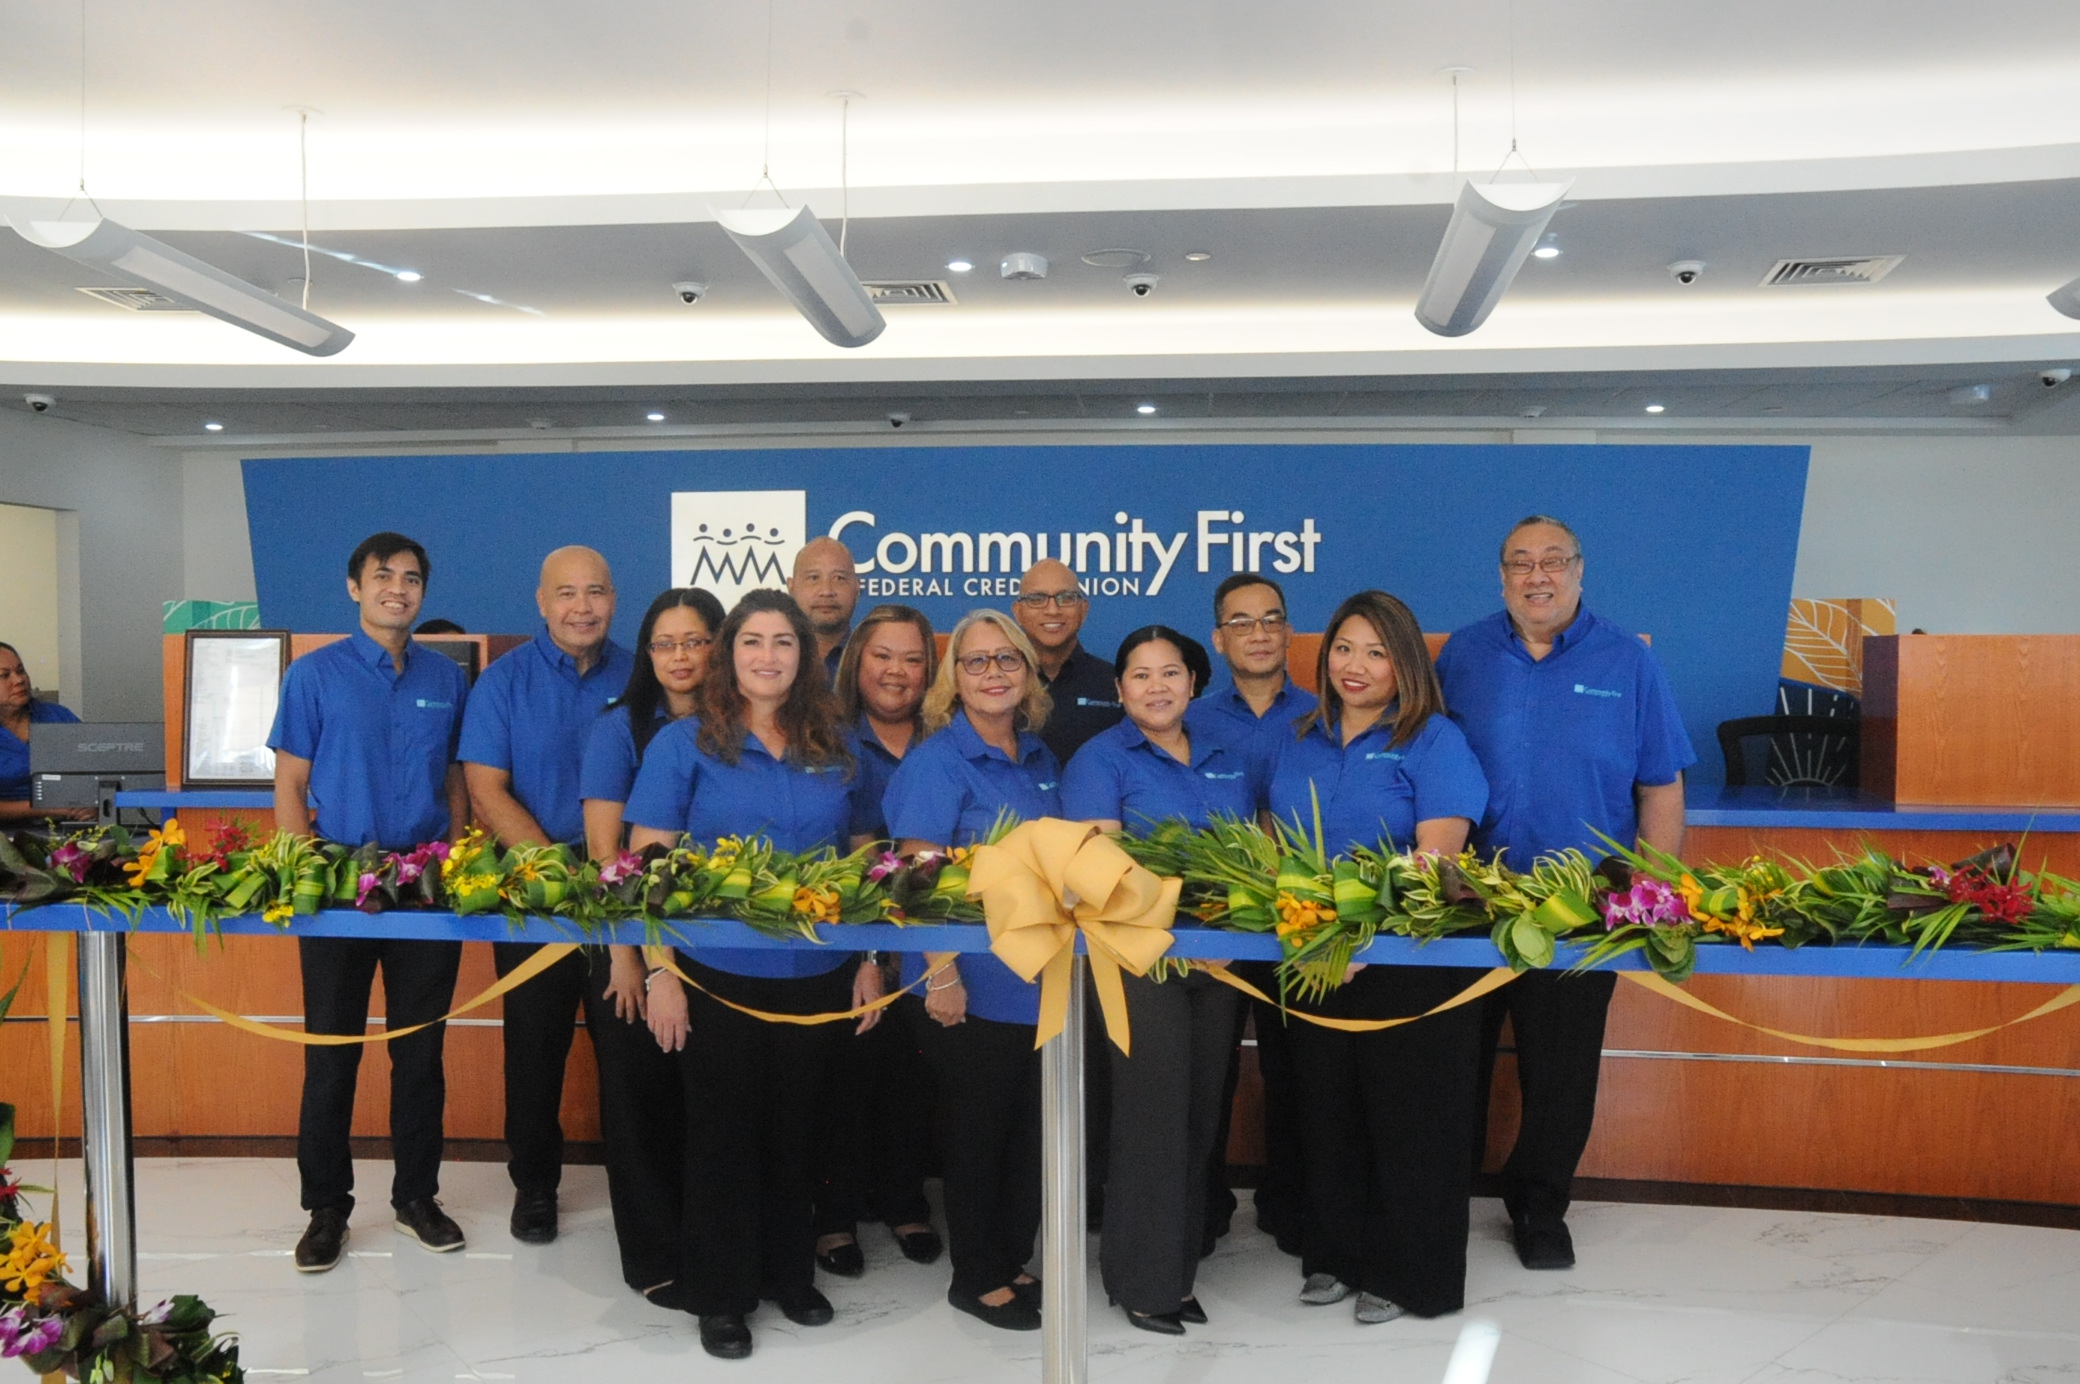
left=1299, top=1273, right=1351, bottom=1305
left=1354, top=1292, right=1406, bottom=1325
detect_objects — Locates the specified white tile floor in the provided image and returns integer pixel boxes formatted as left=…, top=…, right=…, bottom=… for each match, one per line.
left=40, top=1157, right=2080, bottom=1384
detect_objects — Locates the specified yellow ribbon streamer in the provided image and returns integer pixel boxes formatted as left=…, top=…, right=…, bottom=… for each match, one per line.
left=968, top=819, right=1181, bottom=1055
left=652, top=950, right=941, bottom=1026
left=1204, top=961, right=1519, bottom=1032
left=1618, top=969, right=2080, bottom=1053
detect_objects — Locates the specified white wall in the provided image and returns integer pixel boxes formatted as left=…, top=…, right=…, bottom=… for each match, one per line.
left=0, top=503, right=61, bottom=697
left=0, top=409, right=182, bottom=720
left=180, top=452, right=258, bottom=602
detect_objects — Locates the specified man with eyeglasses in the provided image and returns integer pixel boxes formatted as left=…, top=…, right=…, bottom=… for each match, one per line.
left=1436, top=515, right=1693, bottom=1272
left=1013, top=558, right=1123, bottom=765
left=1189, top=572, right=1319, bottom=765
left=788, top=536, right=862, bottom=681
left=459, top=546, right=635, bottom=1246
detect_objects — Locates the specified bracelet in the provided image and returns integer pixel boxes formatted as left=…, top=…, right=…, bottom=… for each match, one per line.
left=927, top=974, right=963, bottom=992
left=643, top=966, right=670, bottom=990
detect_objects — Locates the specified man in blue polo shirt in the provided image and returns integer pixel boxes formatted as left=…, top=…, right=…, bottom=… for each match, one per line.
left=270, top=531, right=472, bottom=1273
left=459, top=545, right=633, bottom=1245
left=1187, top=571, right=1318, bottom=1254
left=1437, top=515, right=1693, bottom=1272
left=788, top=536, right=861, bottom=683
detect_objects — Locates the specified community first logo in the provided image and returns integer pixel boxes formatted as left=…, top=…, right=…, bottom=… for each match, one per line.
left=670, top=489, right=1322, bottom=605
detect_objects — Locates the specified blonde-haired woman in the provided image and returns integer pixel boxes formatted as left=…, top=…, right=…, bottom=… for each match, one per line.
left=880, top=609, right=1060, bottom=1331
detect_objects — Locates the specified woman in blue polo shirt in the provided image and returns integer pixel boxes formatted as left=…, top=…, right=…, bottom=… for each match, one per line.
left=624, top=588, right=868, bottom=1362
left=1266, top=590, right=1489, bottom=1327
left=1062, top=626, right=1258, bottom=1335
left=575, top=586, right=723, bottom=1304
left=0, top=641, right=90, bottom=824
left=881, top=608, right=1059, bottom=1332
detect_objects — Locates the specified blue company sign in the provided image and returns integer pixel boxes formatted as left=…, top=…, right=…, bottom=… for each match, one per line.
left=243, top=442, right=1810, bottom=784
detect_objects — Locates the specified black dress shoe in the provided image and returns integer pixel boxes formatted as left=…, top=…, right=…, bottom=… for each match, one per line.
left=510, top=1189, right=557, bottom=1245
left=816, top=1240, right=865, bottom=1278
left=1177, top=1297, right=1207, bottom=1325
left=698, top=1314, right=752, bottom=1360
left=1125, top=1307, right=1186, bottom=1336
left=768, top=1283, right=834, bottom=1326
left=1010, top=1277, right=1041, bottom=1304
left=392, top=1197, right=465, bottom=1253
left=294, top=1206, right=349, bottom=1273
left=1511, top=1214, right=1576, bottom=1270
left=947, top=1287, right=1041, bottom=1331
left=894, top=1227, right=944, bottom=1264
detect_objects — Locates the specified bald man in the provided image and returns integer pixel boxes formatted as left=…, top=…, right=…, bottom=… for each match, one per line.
left=788, top=536, right=862, bottom=680
left=1014, top=558, right=1122, bottom=765
left=459, top=546, right=635, bottom=1245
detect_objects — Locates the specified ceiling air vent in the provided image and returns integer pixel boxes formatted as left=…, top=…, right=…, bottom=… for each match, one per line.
left=1759, top=256, right=1903, bottom=287
left=75, top=286, right=195, bottom=311
left=861, top=280, right=957, bottom=305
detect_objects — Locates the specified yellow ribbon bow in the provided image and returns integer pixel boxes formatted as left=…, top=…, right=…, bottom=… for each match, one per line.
left=967, top=818, right=1181, bottom=1055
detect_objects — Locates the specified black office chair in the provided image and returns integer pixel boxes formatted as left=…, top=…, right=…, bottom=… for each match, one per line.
left=1716, top=715, right=1861, bottom=788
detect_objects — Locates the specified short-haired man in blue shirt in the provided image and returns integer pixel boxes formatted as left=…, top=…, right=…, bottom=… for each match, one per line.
left=270, top=531, right=472, bottom=1274
left=788, top=536, right=861, bottom=683
left=1437, top=515, right=1695, bottom=1272
left=459, top=545, right=633, bottom=1246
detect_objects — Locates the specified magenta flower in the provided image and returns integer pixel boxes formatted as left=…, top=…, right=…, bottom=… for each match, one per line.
left=49, top=841, right=91, bottom=883
left=354, top=871, right=382, bottom=908
left=0, top=1308, right=61, bottom=1359
left=1600, top=877, right=1686, bottom=930
left=599, top=852, right=642, bottom=886
left=865, top=851, right=904, bottom=884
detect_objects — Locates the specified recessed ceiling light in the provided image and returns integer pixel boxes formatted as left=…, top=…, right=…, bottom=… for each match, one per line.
left=203, top=420, right=224, bottom=432
left=1136, top=403, right=1157, bottom=415
left=646, top=411, right=666, bottom=422
left=395, top=270, right=422, bottom=282
left=946, top=259, right=974, bottom=273
left=1082, top=248, right=1150, bottom=269
left=1183, top=250, right=1212, bottom=262
left=1644, top=403, right=1666, bottom=414
left=1532, top=245, right=1561, bottom=260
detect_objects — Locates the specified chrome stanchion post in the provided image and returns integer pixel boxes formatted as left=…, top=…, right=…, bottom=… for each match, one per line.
left=76, top=929, right=138, bottom=1308
left=1040, top=952, right=1088, bottom=1384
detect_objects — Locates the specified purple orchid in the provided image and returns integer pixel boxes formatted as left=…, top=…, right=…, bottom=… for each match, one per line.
left=0, top=1308, right=60, bottom=1359
left=49, top=841, right=92, bottom=883
left=865, top=851, right=904, bottom=884
left=1600, top=877, right=1686, bottom=930
left=598, top=852, right=642, bottom=886
left=396, top=853, right=425, bottom=885
left=354, top=870, right=383, bottom=909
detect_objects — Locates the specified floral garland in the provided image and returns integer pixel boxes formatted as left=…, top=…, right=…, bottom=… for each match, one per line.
left=5, top=818, right=2080, bottom=993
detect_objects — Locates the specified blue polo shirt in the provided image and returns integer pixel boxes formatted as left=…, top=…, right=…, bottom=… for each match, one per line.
left=1, top=700, right=81, bottom=802
left=884, top=709, right=1061, bottom=1025
left=1267, top=709, right=1488, bottom=856
left=459, top=631, right=634, bottom=846
left=1061, top=716, right=1261, bottom=831
left=268, top=631, right=469, bottom=849
left=579, top=702, right=680, bottom=805
left=1187, top=675, right=1318, bottom=779
left=851, top=717, right=913, bottom=840
left=1436, top=605, right=1695, bottom=866
left=623, top=716, right=866, bottom=979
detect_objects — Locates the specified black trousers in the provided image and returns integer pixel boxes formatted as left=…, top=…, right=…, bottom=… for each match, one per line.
left=1473, top=967, right=1616, bottom=1223
left=913, top=1001, right=1042, bottom=1298
left=492, top=940, right=589, bottom=1197
left=1235, top=961, right=1307, bottom=1246
left=579, top=949, right=684, bottom=1291
left=1101, top=969, right=1239, bottom=1314
left=673, top=957, right=849, bottom=1317
left=297, top=935, right=462, bottom=1214
left=1287, top=965, right=1484, bottom=1318
left=815, top=963, right=935, bottom=1234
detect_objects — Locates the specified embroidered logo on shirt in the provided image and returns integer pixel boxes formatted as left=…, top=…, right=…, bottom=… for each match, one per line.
left=1076, top=697, right=1121, bottom=709
left=1362, top=751, right=1403, bottom=762
left=1573, top=684, right=1622, bottom=699
left=1202, top=771, right=1246, bottom=781
left=1037, top=781, right=1059, bottom=792
left=415, top=699, right=454, bottom=709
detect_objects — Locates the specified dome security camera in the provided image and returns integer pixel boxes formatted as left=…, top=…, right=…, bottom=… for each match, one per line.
left=672, top=281, right=708, bottom=305
left=25, top=393, right=55, bottom=412
left=887, top=411, right=912, bottom=428
left=2041, top=368, right=2072, bottom=388
left=1124, top=272, right=1159, bottom=297
left=1667, top=260, right=1706, bottom=285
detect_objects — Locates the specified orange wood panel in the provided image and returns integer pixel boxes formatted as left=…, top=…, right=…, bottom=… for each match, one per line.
left=1864, top=635, right=2080, bottom=806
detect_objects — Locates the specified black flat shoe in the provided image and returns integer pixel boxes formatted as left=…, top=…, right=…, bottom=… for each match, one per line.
left=947, top=1287, right=1041, bottom=1332
left=698, top=1314, right=752, bottom=1360
left=767, top=1283, right=834, bottom=1326
left=1177, top=1297, right=1207, bottom=1325
left=1011, top=1277, right=1041, bottom=1304
left=893, top=1227, right=944, bottom=1264
left=816, top=1240, right=866, bottom=1278
left=1511, top=1213, right=1576, bottom=1270
left=1126, top=1307, right=1186, bottom=1336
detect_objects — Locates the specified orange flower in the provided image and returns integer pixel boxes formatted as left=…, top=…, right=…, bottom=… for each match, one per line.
left=1273, top=892, right=1336, bottom=939
left=792, top=885, right=841, bottom=924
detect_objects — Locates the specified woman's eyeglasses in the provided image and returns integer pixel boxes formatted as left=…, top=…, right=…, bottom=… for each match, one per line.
left=957, top=651, right=1027, bottom=675
left=648, top=636, right=714, bottom=655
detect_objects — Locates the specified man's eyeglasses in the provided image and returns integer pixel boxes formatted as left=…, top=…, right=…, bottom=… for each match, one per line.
left=1015, top=591, right=1086, bottom=609
left=648, top=636, right=714, bottom=655
left=1501, top=554, right=1580, bottom=578
left=957, top=651, right=1027, bottom=676
left=1219, top=613, right=1289, bottom=635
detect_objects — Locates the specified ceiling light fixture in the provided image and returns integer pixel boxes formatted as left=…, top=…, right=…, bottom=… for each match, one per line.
left=395, top=270, right=422, bottom=282
left=10, top=216, right=355, bottom=355
left=715, top=205, right=885, bottom=348
left=1531, top=235, right=1560, bottom=260
left=1644, top=403, right=1666, bottom=413
left=946, top=259, right=974, bottom=273
left=1183, top=251, right=1212, bottom=262
left=1000, top=253, right=1049, bottom=280
left=1136, top=403, right=1157, bottom=415
left=1414, top=180, right=1571, bottom=336
left=2049, top=273, right=2080, bottom=320
left=646, top=411, right=666, bottom=422
left=203, top=420, right=224, bottom=432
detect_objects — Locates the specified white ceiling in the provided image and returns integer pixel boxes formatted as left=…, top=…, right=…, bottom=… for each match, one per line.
left=1, top=0, right=2078, bottom=405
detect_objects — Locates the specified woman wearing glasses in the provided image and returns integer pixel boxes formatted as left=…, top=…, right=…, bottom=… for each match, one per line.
left=1061, top=625, right=1260, bottom=1335
left=813, top=605, right=945, bottom=1278
left=578, top=587, right=724, bottom=1306
left=1266, top=590, right=1489, bottom=1327
left=880, top=609, right=1060, bottom=1331
left=624, top=589, right=872, bottom=1361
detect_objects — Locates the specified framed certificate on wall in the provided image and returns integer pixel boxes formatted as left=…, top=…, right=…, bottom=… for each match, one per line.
left=184, top=629, right=291, bottom=788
